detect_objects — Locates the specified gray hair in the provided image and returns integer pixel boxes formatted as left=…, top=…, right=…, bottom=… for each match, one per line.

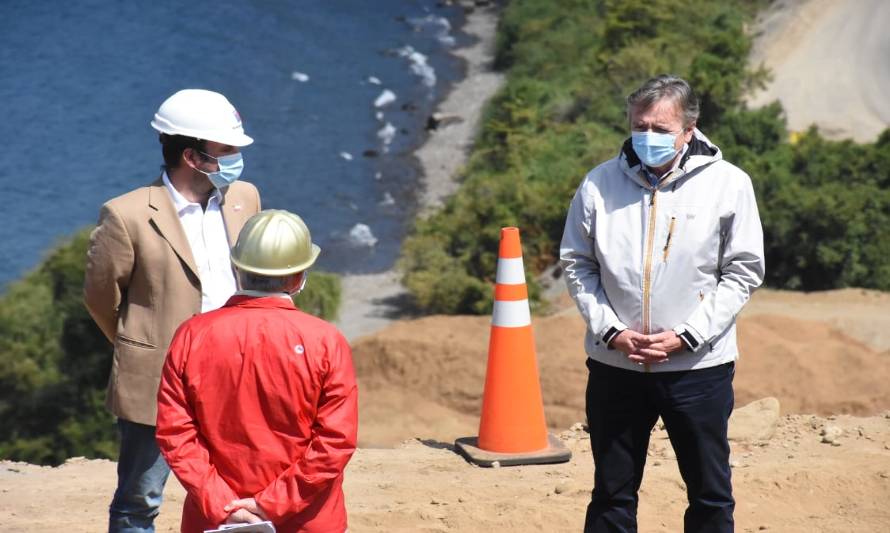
left=237, top=270, right=301, bottom=293
left=626, top=75, right=700, bottom=127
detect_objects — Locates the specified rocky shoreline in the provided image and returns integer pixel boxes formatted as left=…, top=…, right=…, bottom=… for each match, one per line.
left=335, top=3, right=505, bottom=340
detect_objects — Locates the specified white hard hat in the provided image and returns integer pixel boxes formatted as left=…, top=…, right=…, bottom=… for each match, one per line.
left=151, top=89, right=254, bottom=147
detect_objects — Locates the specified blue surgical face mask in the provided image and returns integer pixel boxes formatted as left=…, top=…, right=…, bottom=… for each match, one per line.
left=198, top=151, right=244, bottom=189
left=631, top=131, right=679, bottom=167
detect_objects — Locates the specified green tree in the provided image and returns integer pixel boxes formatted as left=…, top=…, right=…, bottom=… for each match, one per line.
left=0, top=229, right=342, bottom=465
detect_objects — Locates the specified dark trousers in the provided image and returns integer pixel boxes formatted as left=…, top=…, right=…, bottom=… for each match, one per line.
left=584, top=359, right=735, bottom=533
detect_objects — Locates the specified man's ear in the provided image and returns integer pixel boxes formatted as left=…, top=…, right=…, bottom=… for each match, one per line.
left=182, top=148, right=200, bottom=171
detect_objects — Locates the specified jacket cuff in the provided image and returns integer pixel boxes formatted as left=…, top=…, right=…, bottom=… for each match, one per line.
left=599, top=321, right=628, bottom=348
left=673, top=324, right=705, bottom=351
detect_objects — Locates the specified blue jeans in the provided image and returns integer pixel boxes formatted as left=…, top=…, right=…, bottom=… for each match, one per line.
left=109, top=419, right=171, bottom=533
left=584, top=359, right=735, bottom=533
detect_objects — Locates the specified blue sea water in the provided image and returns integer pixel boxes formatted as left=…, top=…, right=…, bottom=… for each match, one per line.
left=0, top=0, right=466, bottom=288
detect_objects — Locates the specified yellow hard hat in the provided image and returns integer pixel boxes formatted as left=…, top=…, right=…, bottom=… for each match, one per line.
left=230, top=210, right=320, bottom=276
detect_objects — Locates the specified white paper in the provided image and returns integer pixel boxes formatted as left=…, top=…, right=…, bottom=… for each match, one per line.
left=204, top=521, right=276, bottom=533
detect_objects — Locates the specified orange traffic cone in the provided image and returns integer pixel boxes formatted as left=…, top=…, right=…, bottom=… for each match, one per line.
left=455, top=227, right=571, bottom=467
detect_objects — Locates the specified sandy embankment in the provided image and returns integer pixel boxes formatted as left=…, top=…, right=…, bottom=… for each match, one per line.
left=747, top=0, right=890, bottom=141
left=355, top=288, right=890, bottom=446
left=335, top=4, right=504, bottom=340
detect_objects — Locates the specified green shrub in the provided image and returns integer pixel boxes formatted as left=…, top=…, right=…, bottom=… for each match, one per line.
left=293, top=271, right=342, bottom=321
left=0, top=229, right=116, bottom=465
left=0, top=228, right=341, bottom=464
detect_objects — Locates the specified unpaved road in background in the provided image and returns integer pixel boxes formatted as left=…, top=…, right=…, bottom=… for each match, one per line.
left=748, top=0, right=890, bottom=141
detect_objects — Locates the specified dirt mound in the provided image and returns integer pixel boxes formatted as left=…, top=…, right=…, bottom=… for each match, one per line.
left=354, top=289, right=890, bottom=446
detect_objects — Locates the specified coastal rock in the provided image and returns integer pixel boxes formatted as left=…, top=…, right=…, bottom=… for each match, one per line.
left=426, top=112, right=464, bottom=131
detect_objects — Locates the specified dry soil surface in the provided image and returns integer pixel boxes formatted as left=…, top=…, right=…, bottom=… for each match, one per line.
left=2, top=408, right=889, bottom=532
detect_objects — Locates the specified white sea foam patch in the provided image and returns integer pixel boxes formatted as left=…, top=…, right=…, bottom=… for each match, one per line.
left=374, top=89, right=397, bottom=108
left=291, top=71, right=309, bottom=82
left=339, top=151, right=353, bottom=161
left=349, top=223, right=378, bottom=247
left=375, top=111, right=384, bottom=121
left=379, top=192, right=395, bottom=206
left=377, top=122, right=396, bottom=152
left=408, top=15, right=455, bottom=47
left=368, top=76, right=382, bottom=85
left=397, top=46, right=436, bottom=88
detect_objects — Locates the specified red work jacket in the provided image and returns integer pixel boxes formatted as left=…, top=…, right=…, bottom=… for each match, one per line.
left=156, top=295, right=358, bottom=533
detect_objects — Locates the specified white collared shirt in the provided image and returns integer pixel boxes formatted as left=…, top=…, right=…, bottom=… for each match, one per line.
left=162, top=172, right=236, bottom=312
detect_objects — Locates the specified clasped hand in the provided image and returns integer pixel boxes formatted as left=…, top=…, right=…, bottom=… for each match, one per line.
left=611, top=330, right=684, bottom=364
left=224, top=497, right=269, bottom=525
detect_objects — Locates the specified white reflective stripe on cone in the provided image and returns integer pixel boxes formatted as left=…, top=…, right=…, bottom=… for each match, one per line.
left=491, top=299, right=531, bottom=328
left=496, top=257, right=526, bottom=285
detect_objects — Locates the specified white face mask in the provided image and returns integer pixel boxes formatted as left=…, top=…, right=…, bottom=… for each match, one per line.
left=290, top=272, right=308, bottom=295
left=631, top=131, right=679, bottom=167
left=197, top=151, right=244, bottom=189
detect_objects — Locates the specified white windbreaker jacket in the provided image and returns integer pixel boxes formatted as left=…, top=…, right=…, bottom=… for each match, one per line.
left=560, top=129, right=765, bottom=372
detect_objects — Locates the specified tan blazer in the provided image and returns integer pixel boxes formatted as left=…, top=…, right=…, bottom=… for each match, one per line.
left=84, top=177, right=261, bottom=425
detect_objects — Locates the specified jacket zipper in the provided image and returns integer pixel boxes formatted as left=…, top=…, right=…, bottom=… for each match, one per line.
left=641, top=188, right=658, bottom=372
left=663, top=216, right=676, bottom=262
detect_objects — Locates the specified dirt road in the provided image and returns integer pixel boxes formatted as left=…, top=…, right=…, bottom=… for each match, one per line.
left=748, top=0, right=890, bottom=141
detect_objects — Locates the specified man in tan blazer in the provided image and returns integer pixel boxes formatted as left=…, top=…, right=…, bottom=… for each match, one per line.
left=84, top=89, right=261, bottom=533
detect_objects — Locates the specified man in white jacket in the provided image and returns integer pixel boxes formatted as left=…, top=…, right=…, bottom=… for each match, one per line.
left=560, top=75, right=765, bottom=533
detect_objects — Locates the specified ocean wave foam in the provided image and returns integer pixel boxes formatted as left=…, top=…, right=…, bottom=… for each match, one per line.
left=374, top=89, right=397, bottom=108
left=349, top=223, right=378, bottom=247
left=396, top=46, right=436, bottom=88
left=408, top=15, right=455, bottom=47
left=377, top=122, right=396, bottom=152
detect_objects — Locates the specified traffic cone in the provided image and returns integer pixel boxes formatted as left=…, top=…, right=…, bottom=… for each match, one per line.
left=455, top=227, right=571, bottom=467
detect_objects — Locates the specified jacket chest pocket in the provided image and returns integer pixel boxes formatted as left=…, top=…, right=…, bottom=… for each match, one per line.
left=661, top=204, right=719, bottom=264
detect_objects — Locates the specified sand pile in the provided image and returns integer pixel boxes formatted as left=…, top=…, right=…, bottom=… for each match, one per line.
left=354, top=289, right=890, bottom=447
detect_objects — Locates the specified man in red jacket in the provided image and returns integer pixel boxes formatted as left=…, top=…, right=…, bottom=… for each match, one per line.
left=156, top=209, right=358, bottom=533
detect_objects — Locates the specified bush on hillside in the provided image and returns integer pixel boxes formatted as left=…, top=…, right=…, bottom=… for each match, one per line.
left=294, top=270, right=342, bottom=320
left=0, top=229, right=342, bottom=465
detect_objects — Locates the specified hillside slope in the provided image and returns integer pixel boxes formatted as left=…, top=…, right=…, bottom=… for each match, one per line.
left=748, top=0, right=890, bottom=140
